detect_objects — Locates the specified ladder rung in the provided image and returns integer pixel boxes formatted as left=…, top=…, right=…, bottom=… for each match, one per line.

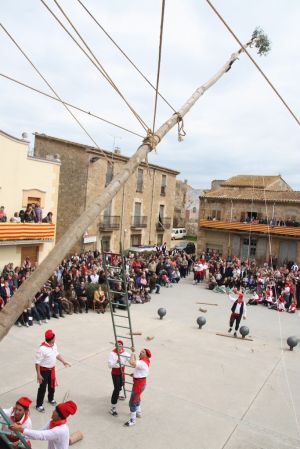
left=115, top=325, right=130, bottom=329
left=116, top=335, right=131, bottom=340
left=112, top=313, right=129, bottom=318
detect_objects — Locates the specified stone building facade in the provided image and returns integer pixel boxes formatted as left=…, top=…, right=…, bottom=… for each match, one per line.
left=198, top=175, right=300, bottom=264
left=173, top=180, right=189, bottom=228
left=34, top=133, right=179, bottom=253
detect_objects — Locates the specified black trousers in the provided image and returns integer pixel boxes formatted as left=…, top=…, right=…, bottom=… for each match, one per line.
left=229, top=313, right=242, bottom=331
left=111, top=374, right=123, bottom=405
left=36, top=369, right=55, bottom=406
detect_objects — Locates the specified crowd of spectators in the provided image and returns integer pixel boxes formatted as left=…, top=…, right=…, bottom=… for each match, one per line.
left=0, top=205, right=53, bottom=223
left=193, top=250, right=300, bottom=313
left=206, top=214, right=300, bottom=227
left=0, top=246, right=193, bottom=327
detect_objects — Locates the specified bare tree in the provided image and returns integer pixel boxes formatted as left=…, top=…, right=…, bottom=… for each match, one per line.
left=0, top=30, right=270, bottom=341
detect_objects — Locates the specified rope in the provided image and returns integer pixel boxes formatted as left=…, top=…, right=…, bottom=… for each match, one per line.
left=152, top=0, right=166, bottom=133
left=174, top=112, right=186, bottom=142
left=247, top=176, right=255, bottom=262
left=41, top=0, right=149, bottom=132
left=261, top=176, right=300, bottom=441
left=206, top=0, right=300, bottom=127
left=0, top=73, right=143, bottom=139
left=0, top=24, right=111, bottom=165
left=76, top=0, right=176, bottom=113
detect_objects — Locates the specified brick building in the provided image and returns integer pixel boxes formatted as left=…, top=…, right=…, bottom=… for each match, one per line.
left=198, top=175, right=300, bottom=264
left=34, top=133, right=179, bottom=253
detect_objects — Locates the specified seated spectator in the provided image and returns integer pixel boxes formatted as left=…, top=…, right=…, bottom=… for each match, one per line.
left=247, top=291, right=260, bottom=305
left=0, top=205, right=7, bottom=222
left=10, top=212, right=21, bottom=223
left=42, top=211, right=53, bottom=223
left=93, top=285, right=108, bottom=313
left=66, top=285, right=80, bottom=313
left=75, top=281, right=89, bottom=313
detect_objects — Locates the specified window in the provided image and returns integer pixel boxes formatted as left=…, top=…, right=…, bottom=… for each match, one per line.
left=103, top=203, right=112, bottom=225
left=105, top=162, right=114, bottom=187
left=243, top=238, right=256, bottom=257
left=212, top=209, right=221, bottom=220
left=131, top=234, right=141, bottom=246
left=157, top=234, right=163, bottom=245
left=159, top=205, right=165, bottom=224
left=101, top=236, right=110, bottom=252
left=136, top=169, right=143, bottom=192
left=161, top=175, right=167, bottom=195
left=133, top=202, right=142, bottom=226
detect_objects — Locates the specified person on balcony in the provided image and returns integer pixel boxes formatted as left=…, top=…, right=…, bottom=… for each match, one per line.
left=0, top=206, right=7, bottom=222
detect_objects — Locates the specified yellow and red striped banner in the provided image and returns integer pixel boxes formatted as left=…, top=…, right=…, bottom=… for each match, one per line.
left=0, top=223, right=55, bottom=240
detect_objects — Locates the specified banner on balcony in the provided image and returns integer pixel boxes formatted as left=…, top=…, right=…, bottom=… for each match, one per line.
left=0, top=223, right=55, bottom=241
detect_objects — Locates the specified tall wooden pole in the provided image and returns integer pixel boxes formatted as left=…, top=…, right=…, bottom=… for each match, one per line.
left=0, top=45, right=248, bottom=341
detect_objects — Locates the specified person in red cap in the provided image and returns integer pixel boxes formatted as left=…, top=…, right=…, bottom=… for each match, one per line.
left=124, top=347, right=151, bottom=427
left=35, top=330, right=71, bottom=412
left=108, top=340, right=130, bottom=416
left=227, top=290, right=247, bottom=337
left=1, top=397, right=32, bottom=448
left=10, top=400, right=77, bottom=449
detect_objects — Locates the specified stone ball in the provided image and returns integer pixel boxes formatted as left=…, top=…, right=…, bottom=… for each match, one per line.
left=157, top=308, right=167, bottom=319
left=287, top=336, right=298, bottom=351
left=239, top=326, right=250, bottom=338
left=196, top=316, right=206, bottom=329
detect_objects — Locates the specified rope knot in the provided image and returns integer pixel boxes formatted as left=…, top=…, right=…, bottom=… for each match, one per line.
left=143, top=129, right=160, bottom=151
left=174, top=112, right=186, bottom=142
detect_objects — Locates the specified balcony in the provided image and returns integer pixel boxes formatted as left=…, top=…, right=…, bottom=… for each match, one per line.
left=99, top=216, right=120, bottom=231
left=199, top=219, right=300, bottom=238
left=131, top=216, right=148, bottom=229
left=156, top=217, right=171, bottom=231
left=0, top=223, right=55, bottom=244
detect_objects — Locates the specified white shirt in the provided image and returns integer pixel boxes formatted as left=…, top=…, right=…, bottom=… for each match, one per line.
left=2, top=407, right=32, bottom=434
left=89, top=274, right=99, bottom=284
left=108, top=350, right=130, bottom=369
left=35, top=343, right=59, bottom=368
left=228, top=294, right=247, bottom=318
left=24, top=422, right=69, bottom=449
left=133, top=359, right=149, bottom=378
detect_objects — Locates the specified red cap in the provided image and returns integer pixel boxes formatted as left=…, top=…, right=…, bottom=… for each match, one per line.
left=17, top=397, right=32, bottom=409
left=56, top=400, right=77, bottom=419
left=144, top=348, right=152, bottom=358
left=117, top=340, right=123, bottom=346
left=45, top=329, right=55, bottom=340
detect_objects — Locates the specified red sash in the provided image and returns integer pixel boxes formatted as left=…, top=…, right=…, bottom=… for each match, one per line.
left=49, top=419, right=67, bottom=429
left=40, top=366, right=57, bottom=388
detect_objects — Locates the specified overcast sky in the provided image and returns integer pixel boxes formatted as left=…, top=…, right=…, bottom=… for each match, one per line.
left=1, top=1, right=299, bottom=190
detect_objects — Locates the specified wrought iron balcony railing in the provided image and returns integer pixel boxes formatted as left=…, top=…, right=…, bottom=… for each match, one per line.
left=131, top=216, right=148, bottom=228
left=99, top=216, right=120, bottom=230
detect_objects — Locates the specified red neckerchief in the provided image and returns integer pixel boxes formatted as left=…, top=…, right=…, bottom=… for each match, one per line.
left=41, top=341, right=54, bottom=348
left=49, top=419, right=67, bottom=429
left=139, top=357, right=150, bottom=366
left=113, top=347, right=124, bottom=354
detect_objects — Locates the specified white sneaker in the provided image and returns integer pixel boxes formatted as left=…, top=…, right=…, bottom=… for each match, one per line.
left=43, top=319, right=48, bottom=323
left=124, top=419, right=136, bottom=427
left=26, top=323, right=29, bottom=327
left=36, top=406, right=45, bottom=413
left=38, top=320, right=42, bottom=325
left=17, top=322, right=22, bottom=327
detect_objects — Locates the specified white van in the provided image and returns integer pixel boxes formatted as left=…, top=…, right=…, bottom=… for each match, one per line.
left=171, top=228, right=187, bottom=240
